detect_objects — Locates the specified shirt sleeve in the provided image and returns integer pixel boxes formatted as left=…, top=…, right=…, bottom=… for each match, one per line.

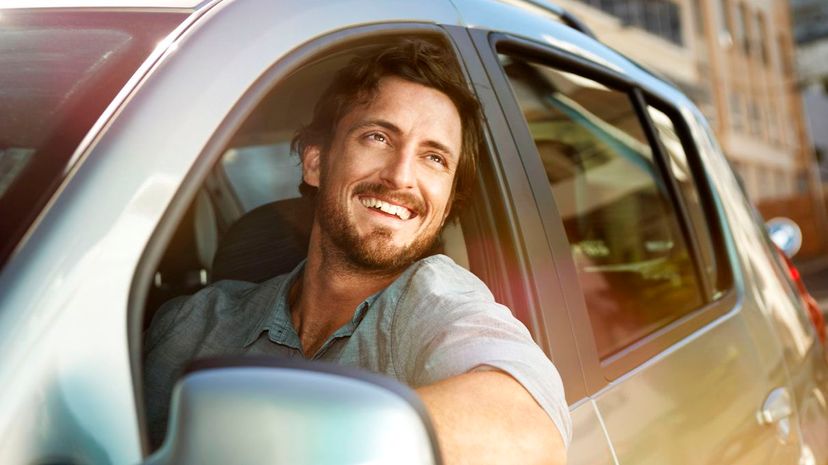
left=390, top=258, right=573, bottom=447
left=143, top=294, right=192, bottom=449
left=142, top=280, right=260, bottom=448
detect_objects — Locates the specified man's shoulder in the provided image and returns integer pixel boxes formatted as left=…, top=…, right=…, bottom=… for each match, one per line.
left=402, top=254, right=494, bottom=301
left=145, top=274, right=291, bottom=349
left=174, top=275, right=287, bottom=314
left=382, top=254, right=506, bottom=328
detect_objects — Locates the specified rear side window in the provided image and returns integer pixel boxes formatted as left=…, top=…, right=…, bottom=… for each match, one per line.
left=221, top=143, right=303, bottom=211
left=498, top=55, right=708, bottom=360
left=646, top=105, right=730, bottom=298
left=0, top=9, right=187, bottom=266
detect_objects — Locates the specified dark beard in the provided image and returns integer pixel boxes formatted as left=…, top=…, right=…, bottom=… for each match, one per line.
left=316, top=181, right=440, bottom=273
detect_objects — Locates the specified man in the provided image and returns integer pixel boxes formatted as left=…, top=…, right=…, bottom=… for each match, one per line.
left=144, top=38, right=570, bottom=464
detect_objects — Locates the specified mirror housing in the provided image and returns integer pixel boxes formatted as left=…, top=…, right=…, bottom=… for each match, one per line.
left=766, top=217, right=803, bottom=258
left=144, top=357, right=441, bottom=465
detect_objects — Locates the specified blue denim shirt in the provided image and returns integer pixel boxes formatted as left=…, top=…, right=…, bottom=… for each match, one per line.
left=143, top=254, right=571, bottom=448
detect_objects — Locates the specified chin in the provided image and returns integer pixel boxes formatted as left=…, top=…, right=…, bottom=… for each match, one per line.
left=347, top=231, right=436, bottom=272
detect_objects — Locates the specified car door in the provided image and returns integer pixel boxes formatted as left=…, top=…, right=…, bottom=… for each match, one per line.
left=444, top=24, right=617, bottom=465
left=455, top=5, right=803, bottom=464
left=687, top=110, right=828, bottom=463
left=0, top=1, right=475, bottom=463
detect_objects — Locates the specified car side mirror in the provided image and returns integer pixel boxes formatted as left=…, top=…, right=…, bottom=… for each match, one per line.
left=766, top=217, right=803, bottom=258
left=143, top=357, right=442, bottom=465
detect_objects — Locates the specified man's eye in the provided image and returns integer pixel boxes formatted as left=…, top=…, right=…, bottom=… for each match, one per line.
left=426, top=153, right=447, bottom=167
left=366, top=132, right=388, bottom=144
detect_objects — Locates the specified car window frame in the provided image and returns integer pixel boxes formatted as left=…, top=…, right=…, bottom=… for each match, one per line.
left=129, top=22, right=589, bottom=451
left=472, top=30, right=738, bottom=389
left=642, top=93, right=735, bottom=300
left=447, top=26, right=586, bottom=403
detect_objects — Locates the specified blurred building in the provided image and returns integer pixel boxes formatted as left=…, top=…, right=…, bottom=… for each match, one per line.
left=792, top=0, right=828, bottom=182
left=549, top=0, right=827, bottom=256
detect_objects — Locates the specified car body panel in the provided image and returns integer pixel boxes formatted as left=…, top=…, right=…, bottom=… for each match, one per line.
left=568, top=400, right=618, bottom=465
left=687, top=110, right=828, bottom=462
left=595, top=310, right=800, bottom=464
left=456, top=5, right=819, bottom=463
left=0, top=0, right=461, bottom=462
left=0, top=0, right=827, bottom=464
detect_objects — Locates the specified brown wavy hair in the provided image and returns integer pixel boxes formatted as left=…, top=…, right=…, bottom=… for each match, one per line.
left=291, top=37, right=483, bottom=223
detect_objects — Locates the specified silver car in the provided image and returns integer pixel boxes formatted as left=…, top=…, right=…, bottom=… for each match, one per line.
left=1, top=1, right=827, bottom=464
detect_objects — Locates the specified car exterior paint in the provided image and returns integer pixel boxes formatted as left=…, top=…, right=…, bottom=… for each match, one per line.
left=0, top=0, right=826, bottom=464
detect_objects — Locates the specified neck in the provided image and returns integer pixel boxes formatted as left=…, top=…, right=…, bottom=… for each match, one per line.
left=290, top=227, right=402, bottom=357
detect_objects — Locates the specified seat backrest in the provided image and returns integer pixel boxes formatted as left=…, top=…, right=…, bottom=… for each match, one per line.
left=211, top=197, right=313, bottom=283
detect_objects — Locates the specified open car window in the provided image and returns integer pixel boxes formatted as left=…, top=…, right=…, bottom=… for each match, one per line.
left=144, top=35, right=472, bottom=325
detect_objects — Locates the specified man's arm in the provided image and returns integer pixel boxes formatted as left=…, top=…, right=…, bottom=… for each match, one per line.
left=416, top=370, right=567, bottom=465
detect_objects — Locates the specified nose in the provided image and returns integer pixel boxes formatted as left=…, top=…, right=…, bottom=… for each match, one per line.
left=378, top=145, right=416, bottom=189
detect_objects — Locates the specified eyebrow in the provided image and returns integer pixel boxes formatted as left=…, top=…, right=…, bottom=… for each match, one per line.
left=349, top=118, right=458, bottom=161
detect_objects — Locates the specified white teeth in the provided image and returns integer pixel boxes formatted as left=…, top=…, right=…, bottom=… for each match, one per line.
left=360, top=197, right=412, bottom=220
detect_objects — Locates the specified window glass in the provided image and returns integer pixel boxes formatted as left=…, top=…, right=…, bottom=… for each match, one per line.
left=499, top=55, right=706, bottom=359
left=221, top=142, right=303, bottom=210
left=147, top=36, right=476, bottom=317
left=0, top=10, right=186, bottom=263
left=648, top=105, right=730, bottom=298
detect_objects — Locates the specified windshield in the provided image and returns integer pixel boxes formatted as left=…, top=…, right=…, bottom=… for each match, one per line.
left=0, top=9, right=188, bottom=265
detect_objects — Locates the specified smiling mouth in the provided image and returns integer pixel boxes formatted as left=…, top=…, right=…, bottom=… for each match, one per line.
left=359, top=196, right=415, bottom=221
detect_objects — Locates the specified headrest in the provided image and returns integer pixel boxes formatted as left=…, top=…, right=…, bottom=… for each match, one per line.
left=211, top=197, right=314, bottom=283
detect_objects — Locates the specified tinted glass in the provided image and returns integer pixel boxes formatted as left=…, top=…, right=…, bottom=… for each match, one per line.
left=647, top=105, right=730, bottom=298
left=499, top=55, right=705, bottom=359
left=0, top=10, right=187, bottom=264
left=221, top=143, right=303, bottom=211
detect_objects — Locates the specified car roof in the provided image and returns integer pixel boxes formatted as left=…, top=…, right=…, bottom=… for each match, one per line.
left=0, top=0, right=203, bottom=9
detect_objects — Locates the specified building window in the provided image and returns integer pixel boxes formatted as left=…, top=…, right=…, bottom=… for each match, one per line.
left=718, top=0, right=731, bottom=37
left=748, top=99, right=761, bottom=136
left=778, top=35, right=793, bottom=76
left=740, top=3, right=751, bottom=54
left=768, top=104, right=778, bottom=143
left=730, top=91, right=743, bottom=131
left=756, top=12, right=769, bottom=65
left=691, top=0, right=705, bottom=36
left=797, top=171, right=809, bottom=193
left=579, top=0, right=684, bottom=45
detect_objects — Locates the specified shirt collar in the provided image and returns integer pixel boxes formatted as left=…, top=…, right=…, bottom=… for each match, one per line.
left=241, top=256, right=419, bottom=349
left=242, top=259, right=306, bottom=348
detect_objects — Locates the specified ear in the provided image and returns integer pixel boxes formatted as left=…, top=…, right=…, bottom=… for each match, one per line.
left=301, top=145, right=322, bottom=188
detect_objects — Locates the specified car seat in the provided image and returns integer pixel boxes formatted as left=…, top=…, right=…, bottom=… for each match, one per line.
left=210, top=196, right=314, bottom=283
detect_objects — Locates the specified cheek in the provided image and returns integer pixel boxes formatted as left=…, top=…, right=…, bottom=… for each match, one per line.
left=334, top=146, right=384, bottom=181
left=423, top=179, right=455, bottom=220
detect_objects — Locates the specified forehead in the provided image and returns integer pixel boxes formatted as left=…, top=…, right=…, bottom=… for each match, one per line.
left=341, top=77, right=463, bottom=152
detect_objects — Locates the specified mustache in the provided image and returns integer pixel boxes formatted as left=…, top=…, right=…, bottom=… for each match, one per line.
left=353, top=183, right=425, bottom=216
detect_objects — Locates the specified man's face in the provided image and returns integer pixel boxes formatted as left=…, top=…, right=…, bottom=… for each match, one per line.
left=302, top=76, right=463, bottom=272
